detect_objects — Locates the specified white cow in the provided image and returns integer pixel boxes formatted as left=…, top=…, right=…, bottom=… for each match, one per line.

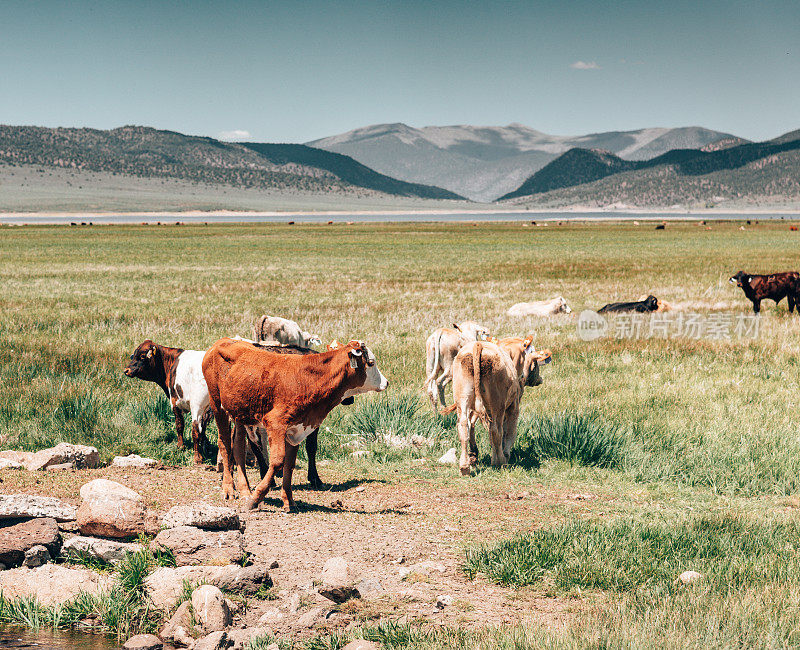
left=253, top=315, right=321, bottom=348
left=507, top=296, right=572, bottom=317
left=423, top=321, right=490, bottom=409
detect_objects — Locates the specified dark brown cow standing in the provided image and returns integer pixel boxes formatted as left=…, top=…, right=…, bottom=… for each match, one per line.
left=202, top=338, right=388, bottom=511
left=729, top=271, right=800, bottom=313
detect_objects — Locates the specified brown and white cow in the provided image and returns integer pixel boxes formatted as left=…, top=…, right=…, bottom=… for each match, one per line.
left=202, top=338, right=388, bottom=511
left=442, top=336, right=551, bottom=475
left=124, top=340, right=210, bottom=464
left=424, top=321, right=490, bottom=409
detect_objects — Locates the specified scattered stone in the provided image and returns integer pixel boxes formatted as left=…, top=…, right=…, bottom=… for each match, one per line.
left=162, top=503, right=241, bottom=531
left=192, top=584, right=232, bottom=633
left=159, top=601, right=193, bottom=643
left=269, top=559, right=279, bottom=569
left=258, top=607, right=285, bottom=626
left=0, top=517, right=61, bottom=567
left=0, top=458, right=23, bottom=470
left=318, top=557, right=358, bottom=603
left=342, top=640, right=380, bottom=650
left=438, top=448, right=458, bottom=465
left=0, top=564, right=111, bottom=605
left=26, top=443, right=100, bottom=471
left=23, top=545, right=51, bottom=568
left=350, top=450, right=370, bottom=459
left=172, top=626, right=196, bottom=649
left=435, top=594, right=454, bottom=609
left=62, top=536, right=138, bottom=565
left=227, top=627, right=271, bottom=650
left=154, top=526, right=245, bottom=566
left=295, top=606, right=326, bottom=629
left=112, top=454, right=157, bottom=468
left=123, top=634, right=163, bottom=650
left=678, top=570, right=703, bottom=585
left=0, top=450, right=35, bottom=466
left=355, top=578, right=384, bottom=599
left=77, top=495, right=155, bottom=540
left=194, top=631, right=231, bottom=650
left=287, top=592, right=301, bottom=614
left=79, top=478, right=142, bottom=502
left=146, top=564, right=272, bottom=610
left=46, top=462, right=75, bottom=471
left=355, top=485, right=366, bottom=492
left=0, top=494, right=77, bottom=522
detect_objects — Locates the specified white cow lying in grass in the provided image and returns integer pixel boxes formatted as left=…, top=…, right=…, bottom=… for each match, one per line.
left=252, top=315, right=322, bottom=349
left=424, top=321, right=490, bottom=409
left=508, top=296, right=571, bottom=317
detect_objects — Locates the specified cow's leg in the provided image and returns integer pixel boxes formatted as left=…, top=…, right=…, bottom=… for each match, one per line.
left=173, top=407, right=186, bottom=449
left=468, top=412, right=479, bottom=465
left=457, top=409, right=472, bottom=476
left=305, top=429, right=323, bottom=489
left=249, top=437, right=268, bottom=479
left=502, top=403, right=520, bottom=461
left=752, top=299, right=761, bottom=314
left=281, top=442, right=300, bottom=512
left=436, top=374, right=449, bottom=407
left=213, top=411, right=237, bottom=500
left=248, top=428, right=285, bottom=510
left=789, top=294, right=796, bottom=313
left=489, top=415, right=506, bottom=467
left=199, top=408, right=212, bottom=458
left=232, top=421, right=252, bottom=499
left=190, top=418, right=204, bottom=465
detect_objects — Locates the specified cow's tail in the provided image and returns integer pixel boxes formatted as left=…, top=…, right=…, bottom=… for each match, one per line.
left=439, top=403, right=457, bottom=415
left=472, top=342, right=492, bottom=429
left=423, top=331, right=443, bottom=389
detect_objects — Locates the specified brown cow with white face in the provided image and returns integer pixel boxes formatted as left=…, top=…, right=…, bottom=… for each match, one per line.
left=202, top=338, right=388, bottom=511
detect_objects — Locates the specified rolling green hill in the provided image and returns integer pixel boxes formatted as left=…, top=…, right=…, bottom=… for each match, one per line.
left=0, top=125, right=463, bottom=200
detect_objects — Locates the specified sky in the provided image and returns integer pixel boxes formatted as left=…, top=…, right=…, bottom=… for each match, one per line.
left=1, top=1, right=798, bottom=143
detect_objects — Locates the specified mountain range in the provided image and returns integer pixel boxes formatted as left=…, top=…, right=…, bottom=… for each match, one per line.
left=307, top=123, right=737, bottom=201
left=499, top=130, right=800, bottom=206
left=0, top=125, right=462, bottom=201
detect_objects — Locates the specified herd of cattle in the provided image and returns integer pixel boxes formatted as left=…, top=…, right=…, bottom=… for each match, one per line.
left=122, top=269, right=798, bottom=511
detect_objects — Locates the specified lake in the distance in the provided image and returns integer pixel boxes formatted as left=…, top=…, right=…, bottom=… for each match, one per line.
left=0, top=626, right=119, bottom=649
left=1, top=211, right=799, bottom=225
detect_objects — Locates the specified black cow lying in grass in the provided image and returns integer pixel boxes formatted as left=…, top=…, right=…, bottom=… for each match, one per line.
left=598, top=295, right=659, bottom=314
left=729, top=271, right=800, bottom=314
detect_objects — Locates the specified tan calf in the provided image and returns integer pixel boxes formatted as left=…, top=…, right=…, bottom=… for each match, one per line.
left=443, top=336, right=551, bottom=475
left=423, top=321, right=490, bottom=409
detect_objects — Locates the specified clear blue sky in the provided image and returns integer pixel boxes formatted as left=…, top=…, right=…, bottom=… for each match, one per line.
left=2, top=0, right=797, bottom=142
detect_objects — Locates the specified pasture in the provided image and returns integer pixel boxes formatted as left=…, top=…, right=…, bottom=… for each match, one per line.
left=2, top=220, right=800, bottom=648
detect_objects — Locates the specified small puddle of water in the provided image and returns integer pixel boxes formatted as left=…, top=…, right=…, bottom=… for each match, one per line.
left=0, top=626, right=119, bottom=649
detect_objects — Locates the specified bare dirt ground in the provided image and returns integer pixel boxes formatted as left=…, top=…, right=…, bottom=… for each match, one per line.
left=2, top=464, right=607, bottom=635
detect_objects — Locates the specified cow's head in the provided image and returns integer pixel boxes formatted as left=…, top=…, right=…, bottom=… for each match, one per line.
left=643, top=295, right=659, bottom=311
left=729, top=271, right=749, bottom=287
left=124, top=340, right=161, bottom=380
left=557, top=297, right=572, bottom=314
left=303, top=332, right=322, bottom=348
left=520, top=335, right=552, bottom=387
left=455, top=321, right=491, bottom=341
left=342, top=340, right=388, bottom=396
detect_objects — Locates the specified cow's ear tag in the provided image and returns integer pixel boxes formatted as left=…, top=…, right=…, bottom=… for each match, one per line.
left=146, top=349, right=154, bottom=359
left=350, top=357, right=358, bottom=369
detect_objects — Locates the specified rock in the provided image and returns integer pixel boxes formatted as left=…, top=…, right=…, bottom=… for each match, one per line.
left=0, top=450, right=35, bottom=466
left=0, top=458, right=23, bottom=470
left=382, top=434, right=411, bottom=449
left=79, top=478, right=142, bottom=501
left=123, top=634, right=163, bottom=650
left=318, top=556, right=358, bottom=603
left=194, top=631, right=231, bottom=650
left=342, top=641, right=380, bottom=650
left=438, top=448, right=458, bottom=465
left=0, top=517, right=61, bottom=567
left=0, top=494, right=77, bottom=522
left=26, top=443, right=100, bottom=471
left=23, top=545, right=51, bottom=568
left=146, top=564, right=272, bottom=610
left=154, top=526, right=244, bottom=566
left=112, top=454, right=157, bottom=468
left=162, top=503, right=241, bottom=531
left=350, top=450, right=370, bottom=459
left=227, top=627, right=271, bottom=650
left=355, top=578, right=384, bottom=599
left=287, top=592, right=301, bottom=614
left=62, top=535, right=138, bottom=565
left=77, top=494, right=154, bottom=540
left=435, top=594, right=454, bottom=609
left=192, top=585, right=232, bottom=633
left=46, top=462, right=75, bottom=471
left=159, top=601, right=194, bottom=642
left=678, top=570, right=703, bottom=585
left=0, top=564, right=111, bottom=605
left=258, top=607, right=285, bottom=626
left=295, top=607, right=326, bottom=629
left=173, top=626, right=196, bottom=649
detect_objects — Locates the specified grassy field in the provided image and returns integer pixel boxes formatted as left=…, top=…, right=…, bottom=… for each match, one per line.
left=3, top=220, right=800, bottom=647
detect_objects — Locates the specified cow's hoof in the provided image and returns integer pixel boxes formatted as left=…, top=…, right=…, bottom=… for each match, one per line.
left=221, top=486, right=237, bottom=500
left=282, top=504, right=296, bottom=513
left=459, top=466, right=471, bottom=476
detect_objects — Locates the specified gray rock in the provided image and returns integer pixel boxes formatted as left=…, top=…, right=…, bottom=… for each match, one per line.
left=678, top=570, right=703, bottom=585
left=192, top=584, right=232, bottom=633
left=342, top=641, right=380, bottom=650
left=46, top=462, right=75, bottom=471
left=0, top=458, right=23, bottom=470
left=123, top=634, right=163, bottom=650
left=154, top=526, right=244, bottom=566
left=146, top=564, right=272, bottom=611
left=0, top=494, right=77, bottom=522
left=112, top=454, right=157, bottom=468
left=438, top=448, right=458, bottom=465
left=26, top=443, right=100, bottom=471
left=159, top=600, right=194, bottom=642
left=295, top=606, right=326, bottom=629
left=355, top=578, right=384, bottom=599
left=0, top=564, right=111, bottom=605
left=62, top=536, right=138, bottom=565
left=257, top=607, right=285, bottom=626
left=79, top=478, right=142, bottom=501
left=23, top=545, right=51, bottom=568
left=0, top=451, right=35, bottom=466
left=162, top=503, right=241, bottom=531
left=77, top=495, right=156, bottom=540
left=0, top=517, right=61, bottom=567
left=435, top=594, right=454, bottom=609
left=173, top=626, right=196, bottom=648
left=227, top=627, right=272, bottom=650
left=318, top=556, right=358, bottom=603
left=194, top=631, right=231, bottom=650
